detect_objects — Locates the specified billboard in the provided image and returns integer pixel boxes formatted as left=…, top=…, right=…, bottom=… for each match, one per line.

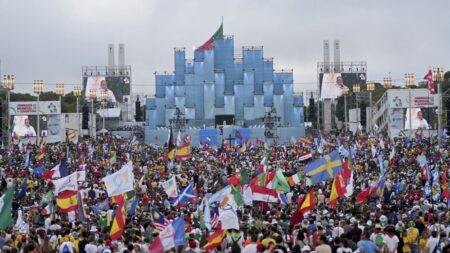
left=83, top=75, right=130, bottom=104
left=9, top=101, right=61, bottom=143
left=390, top=107, right=437, bottom=130
left=319, top=72, right=366, bottom=99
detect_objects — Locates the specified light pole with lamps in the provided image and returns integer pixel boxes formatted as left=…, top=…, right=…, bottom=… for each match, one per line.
left=73, top=86, right=82, bottom=141
left=99, top=89, right=107, bottom=132
left=404, top=73, right=415, bottom=137
left=88, top=89, right=96, bottom=137
left=383, top=76, right=393, bottom=89
left=353, top=83, right=361, bottom=132
left=33, top=80, right=44, bottom=144
left=2, top=75, right=15, bottom=145
left=56, top=84, right=64, bottom=106
left=367, top=81, right=375, bottom=132
left=432, top=67, right=445, bottom=148
left=342, top=89, right=348, bottom=132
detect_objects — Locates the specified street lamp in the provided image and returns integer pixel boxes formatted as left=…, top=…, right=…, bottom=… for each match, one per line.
left=2, top=75, right=15, bottom=145
left=56, top=84, right=64, bottom=105
left=73, top=86, right=82, bottom=140
left=367, top=81, right=375, bottom=132
left=89, top=88, right=96, bottom=137
left=99, top=89, right=107, bottom=131
left=353, top=83, right=361, bottom=131
left=342, top=89, right=348, bottom=132
left=433, top=67, right=445, bottom=148
left=383, top=76, right=393, bottom=89
left=33, top=80, right=44, bottom=144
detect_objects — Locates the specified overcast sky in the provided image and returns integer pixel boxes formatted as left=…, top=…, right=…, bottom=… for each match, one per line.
left=0, top=0, right=449, bottom=96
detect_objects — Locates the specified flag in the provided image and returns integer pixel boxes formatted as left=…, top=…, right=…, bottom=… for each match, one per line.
left=110, top=195, right=126, bottom=240
left=298, top=151, right=312, bottom=161
left=260, top=153, right=270, bottom=172
left=126, top=196, right=139, bottom=217
left=175, top=139, right=191, bottom=159
left=151, top=209, right=170, bottom=231
left=109, top=151, right=117, bottom=165
left=170, top=183, right=196, bottom=206
left=299, top=191, right=315, bottom=213
left=13, top=210, right=29, bottom=234
left=161, top=176, right=178, bottom=198
left=219, top=206, right=239, bottom=230
left=102, top=161, right=135, bottom=197
left=341, top=158, right=351, bottom=183
left=287, top=172, right=304, bottom=186
left=220, top=185, right=244, bottom=209
left=14, top=177, right=28, bottom=201
left=356, top=187, right=373, bottom=203
left=329, top=174, right=347, bottom=208
left=272, top=170, right=290, bottom=193
left=56, top=190, right=78, bottom=213
left=195, top=23, right=223, bottom=52
left=344, top=171, right=354, bottom=198
left=239, top=143, right=247, bottom=153
left=250, top=185, right=279, bottom=203
left=305, top=150, right=342, bottom=184
left=167, top=128, right=175, bottom=160
left=148, top=216, right=186, bottom=253
left=0, top=187, right=14, bottom=231
left=203, top=228, right=226, bottom=251
left=33, top=165, right=44, bottom=177
left=228, top=168, right=250, bottom=186
left=208, top=186, right=231, bottom=204
left=52, top=172, right=79, bottom=195
left=424, top=70, right=436, bottom=94
left=23, top=150, right=31, bottom=168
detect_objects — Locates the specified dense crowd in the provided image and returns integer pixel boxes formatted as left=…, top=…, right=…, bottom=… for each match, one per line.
left=0, top=131, right=448, bottom=253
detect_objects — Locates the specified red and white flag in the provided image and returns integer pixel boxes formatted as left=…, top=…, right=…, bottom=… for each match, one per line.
left=424, top=70, right=436, bottom=94
left=250, top=185, right=279, bottom=203
left=298, top=151, right=312, bottom=161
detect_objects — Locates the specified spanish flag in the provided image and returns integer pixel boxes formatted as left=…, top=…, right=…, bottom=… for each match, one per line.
left=203, top=228, right=226, bottom=251
left=56, top=190, right=78, bottom=213
left=110, top=195, right=126, bottom=240
left=167, top=128, right=175, bottom=160
left=329, top=173, right=347, bottom=208
left=175, top=144, right=190, bottom=159
left=299, top=190, right=315, bottom=213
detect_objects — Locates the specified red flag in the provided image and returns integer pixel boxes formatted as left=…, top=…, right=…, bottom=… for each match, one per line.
left=290, top=208, right=304, bottom=227
left=356, top=187, right=373, bottom=204
left=329, top=174, right=347, bottom=208
left=341, top=159, right=351, bottom=183
left=299, top=191, right=315, bottom=213
left=424, top=70, right=436, bottom=94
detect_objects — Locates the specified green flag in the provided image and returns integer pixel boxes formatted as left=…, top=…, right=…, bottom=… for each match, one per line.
left=0, top=187, right=14, bottom=231
left=239, top=168, right=250, bottom=185
left=231, top=185, right=244, bottom=206
left=273, top=170, right=290, bottom=193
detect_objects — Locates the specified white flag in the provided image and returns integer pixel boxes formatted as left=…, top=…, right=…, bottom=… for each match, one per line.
left=243, top=185, right=253, bottom=206
left=53, top=172, right=79, bottom=195
left=219, top=206, right=239, bottom=230
left=76, top=171, right=86, bottom=182
left=345, top=171, right=354, bottom=198
left=102, top=161, right=134, bottom=197
left=161, top=176, right=178, bottom=198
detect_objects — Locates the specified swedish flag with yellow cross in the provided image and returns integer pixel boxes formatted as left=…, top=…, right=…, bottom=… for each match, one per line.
left=305, top=150, right=342, bottom=184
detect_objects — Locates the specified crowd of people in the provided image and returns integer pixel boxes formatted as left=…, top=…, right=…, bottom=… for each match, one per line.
left=0, top=131, right=448, bottom=253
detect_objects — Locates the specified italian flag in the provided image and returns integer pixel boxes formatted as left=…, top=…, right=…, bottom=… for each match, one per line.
left=196, top=23, right=223, bottom=51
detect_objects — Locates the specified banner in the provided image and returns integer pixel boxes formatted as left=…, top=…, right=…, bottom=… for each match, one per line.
left=53, top=172, right=79, bottom=195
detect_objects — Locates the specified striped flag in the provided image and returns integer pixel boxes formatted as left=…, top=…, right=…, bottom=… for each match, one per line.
left=299, top=191, right=315, bottom=213
left=287, top=172, right=304, bottom=186
left=110, top=195, right=126, bottom=240
left=56, top=190, right=78, bottom=213
left=203, top=228, right=226, bottom=251
left=151, top=209, right=170, bottom=231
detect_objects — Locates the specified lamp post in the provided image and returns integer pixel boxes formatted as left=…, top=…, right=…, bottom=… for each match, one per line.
left=432, top=67, right=445, bottom=148
left=404, top=73, right=415, bottom=137
left=88, top=89, right=96, bottom=137
left=342, top=89, right=348, bottom=132
left=33, top=80, right=44, bottom=144
left=100, top=89, right=107, bottom=132
left=2, top=75, right=15, bottom=145
left=353, top=83, right=361, bottom=132
left=73, top=86, right=82, bottom=141
left=383, top=76, right=393, bottom=89
left=367, top=81, right=375, bottom=132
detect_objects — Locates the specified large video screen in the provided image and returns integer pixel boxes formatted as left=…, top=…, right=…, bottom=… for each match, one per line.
left=390, top=107, right=437, bottom=130
left=11, top=115, right=62, bottom=139
left=83, top=76, right=130, bottom=103
left=319, top=72, right=366, bottom=99
left=12, top=115, right=37, bottom=137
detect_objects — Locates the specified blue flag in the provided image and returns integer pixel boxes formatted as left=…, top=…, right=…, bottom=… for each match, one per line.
left=23, top=150, right=31, bottom=168
left=33, top=165, right=44, bottom=177
left=170, top=183, right=196, bottom=206
left=59, top=158, right=69, bottom=178
left=15, top=177, right=28, bottom=201
left=127, top=197, right=139, bottom=217
left=172, top=216, right=186, bottom=246
left=305, top=150, right=342, bottom=184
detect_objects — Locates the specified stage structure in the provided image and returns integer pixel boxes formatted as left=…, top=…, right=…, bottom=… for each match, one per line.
left=82, top=44, right=133, bottom=135
left=145, top=24, right=305, bottom=146
left=317, top=39, right=367, bottom=132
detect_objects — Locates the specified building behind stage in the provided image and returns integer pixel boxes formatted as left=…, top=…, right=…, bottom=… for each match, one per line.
left=145, top=26, right=305, bottom=145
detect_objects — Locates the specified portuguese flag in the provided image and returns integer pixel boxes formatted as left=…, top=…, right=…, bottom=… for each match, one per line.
left=196, top=23, right=223, bottom=51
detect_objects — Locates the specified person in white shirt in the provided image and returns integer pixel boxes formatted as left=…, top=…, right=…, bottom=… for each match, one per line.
left=242, top=233, right=259, bottom=253
left=415, top=110, right=430, bottom=129
left=426, top=231, right=440, bottom=253
left=100, top=80, right=117, bottom=104
left=383, top=227, right=399, bottom=253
